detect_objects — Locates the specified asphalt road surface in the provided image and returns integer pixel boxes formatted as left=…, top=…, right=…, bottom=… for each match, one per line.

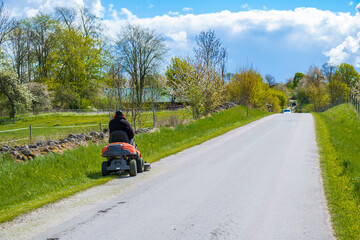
left=0, top=113, right=334, bottom=240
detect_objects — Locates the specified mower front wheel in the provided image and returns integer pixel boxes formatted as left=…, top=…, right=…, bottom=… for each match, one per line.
left=129, top=159, right=137, bottom=177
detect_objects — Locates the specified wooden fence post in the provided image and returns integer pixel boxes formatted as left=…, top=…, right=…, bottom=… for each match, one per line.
left=29, top=124, right=32, bottom=143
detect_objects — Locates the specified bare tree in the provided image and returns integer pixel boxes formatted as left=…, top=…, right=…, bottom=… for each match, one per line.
left=108, top=61, right=127, bottom=110
left=116, top=24, right=167, bottom=130
left=0, top=1, right=14, bottom=46
left=265, top=74, right=276, bottom=87
left=194, top=29, right=227, bottom=79
left=147, top=74, right=165, bottom=128
left=55, top=6, right=77, bottom=30
left=321, top=62, right=336, bottom=83
left=78, top=7, right=101, bottom=38
left=28, top=14, right=58, bottom=82
left=6, top=20, right=27, bottom=83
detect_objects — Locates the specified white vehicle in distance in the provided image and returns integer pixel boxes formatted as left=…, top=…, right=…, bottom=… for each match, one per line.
left=283, top=109, right=292, bottom=114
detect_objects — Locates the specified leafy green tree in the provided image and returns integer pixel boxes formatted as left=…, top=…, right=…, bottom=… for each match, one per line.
left=293, top=72, right=304, bottom=89
left=166, top=57, right=203, bottom=119
left=227, top=67, right=266, bottom=108
left=0, top=68, right=31, bottom=121
left=304, top=66, right=329, bottom=112
left=334, top=63, right=360, bottom=88
left=326, top=77, right=350, bottom=106
left=48, top=26, right=105, bottom=108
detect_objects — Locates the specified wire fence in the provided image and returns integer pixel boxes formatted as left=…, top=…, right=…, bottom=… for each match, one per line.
left=0, top=108, right=190, bottom=146
left=350, top=94, right=360, bottom=114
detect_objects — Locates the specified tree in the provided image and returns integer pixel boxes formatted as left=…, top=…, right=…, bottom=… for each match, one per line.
left=25, top=82, right=51, bottom=113
left=265, top=74, right=276, bottom=87
left=6, top=20, right=28, bottom=83
left=227, top=67, right=266, bottom=108
left=55, top=6, right=76, bottom=30
left=28, top=14, right=58, bottom=82
left=108, top=61, right=127, bottom=111
left=0, top=68, right=31, bottom=121
left=326, top=77, right=350, bottom=106
left=116, top=24, right=167, bottom=129
left=304, top=66, right=329, bottom=112
left=334, top=63, right=359, bottom=88
left=78, top=6, right=101, bottom=38
left=194, top=30, right=227, bottom=79
left=293, top=72, right=304, bottom=89
left=147, top=74, right=165, bottom=127
left=166, top=57, right=203, bottom=119
left=0, top=1, right=14, bottom=46
left=321, top=62, right=336, bottom=83
left=48, top=26, right=106, bottom=108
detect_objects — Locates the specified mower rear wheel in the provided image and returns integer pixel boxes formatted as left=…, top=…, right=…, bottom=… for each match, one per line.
left=129, top=159, right=137, bottom=176
left=101, top=161, right=110, bottom=176
left=137, top=158, right=144, bottom=173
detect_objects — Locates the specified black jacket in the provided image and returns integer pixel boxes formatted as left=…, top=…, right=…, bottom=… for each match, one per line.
left=109, top=117, right=135, bottom=140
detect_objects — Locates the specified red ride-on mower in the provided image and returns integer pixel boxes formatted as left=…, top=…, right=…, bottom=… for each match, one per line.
left=101, top=143, right=150, bottom=176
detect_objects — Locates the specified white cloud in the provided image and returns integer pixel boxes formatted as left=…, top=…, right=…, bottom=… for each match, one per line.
left=92, top=0, right=105, bottom=18
left=101, top=7, right=360, bottom=71
left=108, top=4, right=114, bottom=12
left=5, top=2, right=360, bottom=74
left=356, top=3, right=360, bottom=12
left=149, top=4, right=154, bottom=9
left=350, top=1, right=354, bottom=6
left=183, top=7, right=193, bottom=12
left=167, top=31, right=187, bottom=44
left=168, top=11, right=179, bottom=16
left=324, top=32, right=360, bottom=67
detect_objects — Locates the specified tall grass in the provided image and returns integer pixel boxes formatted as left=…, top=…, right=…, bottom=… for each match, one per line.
left=314, top=104, right=360, bottom=240
left=0, top=105, right=270, bottom=223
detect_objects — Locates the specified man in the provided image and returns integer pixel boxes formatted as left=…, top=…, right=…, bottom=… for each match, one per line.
left=108, top=110, right=135, bottom=145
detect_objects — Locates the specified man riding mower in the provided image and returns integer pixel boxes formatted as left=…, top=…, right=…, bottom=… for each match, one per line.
left=101, top=110, right=150, bottom=176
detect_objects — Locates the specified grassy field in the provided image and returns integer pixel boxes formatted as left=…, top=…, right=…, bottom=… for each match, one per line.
left=313, top=104, right=360, bottom=240
left=0, top=109, right=191, bottom=145
left=0, top=105, right=270, bottom=223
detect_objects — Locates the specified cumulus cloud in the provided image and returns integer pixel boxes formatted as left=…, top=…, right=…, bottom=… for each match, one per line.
left=92, top=0, right=105, bottom=18
left=356, top=3, right=360, bottom=12
left=100, top=7, right=360, bottom=74
left=5, top=1, right=360, bottom=76
left=350, top=1, right=354, bottom=6
left=324, top=32, right=360, bottom=67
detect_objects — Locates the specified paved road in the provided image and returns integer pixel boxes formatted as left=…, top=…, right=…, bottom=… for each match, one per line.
left=0, top=113, right=334, bottom=240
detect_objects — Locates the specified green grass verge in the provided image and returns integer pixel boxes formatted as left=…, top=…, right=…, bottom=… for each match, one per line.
left=313, top=104, right=360, bottom=240
left=0, top=105, right=270, bottom=223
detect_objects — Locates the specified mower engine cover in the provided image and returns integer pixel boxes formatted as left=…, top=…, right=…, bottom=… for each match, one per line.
left=102, top=142, right=141, bottom=159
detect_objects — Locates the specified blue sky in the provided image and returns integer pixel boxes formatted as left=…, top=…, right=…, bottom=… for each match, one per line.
left=102, top=0, right=358, bottom=18
left=5, top=0, right=360, bottom=82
